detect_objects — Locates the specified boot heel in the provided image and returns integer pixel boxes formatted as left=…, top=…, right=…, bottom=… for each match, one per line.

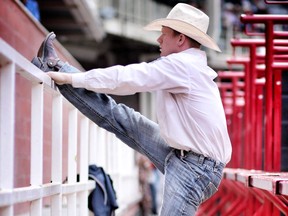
left=31, top=57, right=42, bottom=67
left=31, top=57, right=49, bottom=72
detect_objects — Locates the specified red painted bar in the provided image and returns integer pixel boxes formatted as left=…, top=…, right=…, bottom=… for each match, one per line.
left=228, top=41, right=288, bottom=171
left=231, top=38, right=288, bottom=46
left=238, top=15, right=288, bottom=171
left=226, top=59, right=252, bottom=169
left=274, top=46, right=288, bottom=53
left=255, top=78, right=265, bottom=170
left=217, top=72, right=245, bottom=167
left=265, top=20, right=275, bottom=171
left=222, top=181, right=247, bottom=215
left=273, top=70, right=282, bottom=172
left=273, top=31, right=288, bottom=38
left=265, top=0, right=288, bottom=4
left=260, top=190, right=284, bottom=215
left=199, top=4, right=288, bottom=214
left=230, top=41, right=258, bottom=169
left=229, top=42, right=265, bottom=165
left=241, top=14, right=288, bottom=37
left=255, top=63, right=288, bottom=172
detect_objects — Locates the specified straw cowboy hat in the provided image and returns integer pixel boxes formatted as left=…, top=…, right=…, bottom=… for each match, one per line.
left=144, top=3, right=221, bottom=52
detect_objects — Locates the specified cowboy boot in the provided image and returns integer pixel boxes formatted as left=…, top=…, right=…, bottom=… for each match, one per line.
left=31, top=32, right=65, bottom=72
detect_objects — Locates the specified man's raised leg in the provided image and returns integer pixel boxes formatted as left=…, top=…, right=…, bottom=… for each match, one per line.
left=32, top=32, right=172, bottom=173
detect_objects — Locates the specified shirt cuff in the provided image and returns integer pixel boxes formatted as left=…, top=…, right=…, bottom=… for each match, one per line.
left=71, top=72, right=86, bottom=88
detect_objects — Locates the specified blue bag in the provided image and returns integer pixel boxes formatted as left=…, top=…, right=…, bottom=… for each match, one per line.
left=88, top=164, right=119, bottom=216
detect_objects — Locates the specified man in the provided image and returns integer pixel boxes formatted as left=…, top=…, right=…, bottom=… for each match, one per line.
left=32, top=3, right=231, bottom=215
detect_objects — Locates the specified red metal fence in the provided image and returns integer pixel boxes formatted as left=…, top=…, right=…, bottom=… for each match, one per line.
left=198, top=1, right=288, bottom=215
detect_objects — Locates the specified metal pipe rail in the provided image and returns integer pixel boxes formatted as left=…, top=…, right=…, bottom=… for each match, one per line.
left=240, top=15, right=288, bottom=172
left=229, top=39, right=264, bottom=169
left=229, top=36, right=288, bottom=171
left=226, top=59, right=263, bottom=170
left=198, top=2, right=288, bottom=215
left=217, top=71, right=245, bottom=168
left=241, top=14, right=288, bottom=37
left=265, top=0, right=288, bottom=4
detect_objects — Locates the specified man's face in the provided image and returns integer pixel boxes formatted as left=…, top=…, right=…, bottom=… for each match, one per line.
left=157, top=26, right=180, bottom=57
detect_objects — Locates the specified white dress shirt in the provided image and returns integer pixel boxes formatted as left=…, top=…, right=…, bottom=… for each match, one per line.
left=72, top=48, right=232, bottom=163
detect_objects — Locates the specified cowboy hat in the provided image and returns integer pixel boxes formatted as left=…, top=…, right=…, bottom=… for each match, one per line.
left=144, top=3, right=221, bottom=52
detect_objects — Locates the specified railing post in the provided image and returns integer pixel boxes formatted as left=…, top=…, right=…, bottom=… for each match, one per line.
left=51, top=94, right=63, bottom=215
left=30, top=82, right=44, bottom=215
left=67, top=108, right=78, bottom=216
left=96, top=127, right=108, bottom=167
left=79, top=117, right=89, bottom=215
left=0, top=61, right=16, bottom=216
left=264, top=20, right=274, bottom=172
left=255, top=78, right=265, bottom=170
left=249, top=44, right=257, bottom=169
left=273, top=69, right=282, bottom=171
left=89, top=123, right=97, bottom=165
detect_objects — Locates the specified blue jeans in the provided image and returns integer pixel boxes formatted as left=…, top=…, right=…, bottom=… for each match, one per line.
left=57, top=64, right=225, bottom=215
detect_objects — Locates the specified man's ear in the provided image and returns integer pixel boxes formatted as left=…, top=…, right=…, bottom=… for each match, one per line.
left=177, top=34, right=186, bottom=46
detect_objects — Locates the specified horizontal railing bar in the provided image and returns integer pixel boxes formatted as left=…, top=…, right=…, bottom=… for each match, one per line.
left=0, top=180, right=96, bottom=207
left=0, top=39, right=51, bottom=87
left=0, top=40, right=92, bottom=108
left=256, top=62, right=288, bottom=71
left=0, top=183, right=61, bottom=207
left=241, top=14, right=288, bottom=23
left=218, top=71, right=245, bottom=77
left=217, top=82, right=245, bottom=88
left=231, top=38, right=288, bottom=46
left=62, top=181, right=95, bottom=195
left=265, top=0, right=288, bottom=4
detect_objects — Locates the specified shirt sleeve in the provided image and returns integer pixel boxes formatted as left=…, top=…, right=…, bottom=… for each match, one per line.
left=71, top=54, right=191, bottom=95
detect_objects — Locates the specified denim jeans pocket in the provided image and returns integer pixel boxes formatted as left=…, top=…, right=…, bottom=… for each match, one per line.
left=181, top=157, right=221, bottom=205
left=201, top=181, right=218, bottom=202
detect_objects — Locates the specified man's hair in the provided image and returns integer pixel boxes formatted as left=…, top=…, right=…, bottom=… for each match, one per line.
left=172, top=29, right=201, bottom=48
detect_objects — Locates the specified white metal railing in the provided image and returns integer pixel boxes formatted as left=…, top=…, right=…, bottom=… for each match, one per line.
left=0, top=39, right=140, bottom=215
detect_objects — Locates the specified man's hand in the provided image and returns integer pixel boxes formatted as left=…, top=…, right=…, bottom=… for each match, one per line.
left=47, top=72, right=72, bottom=85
